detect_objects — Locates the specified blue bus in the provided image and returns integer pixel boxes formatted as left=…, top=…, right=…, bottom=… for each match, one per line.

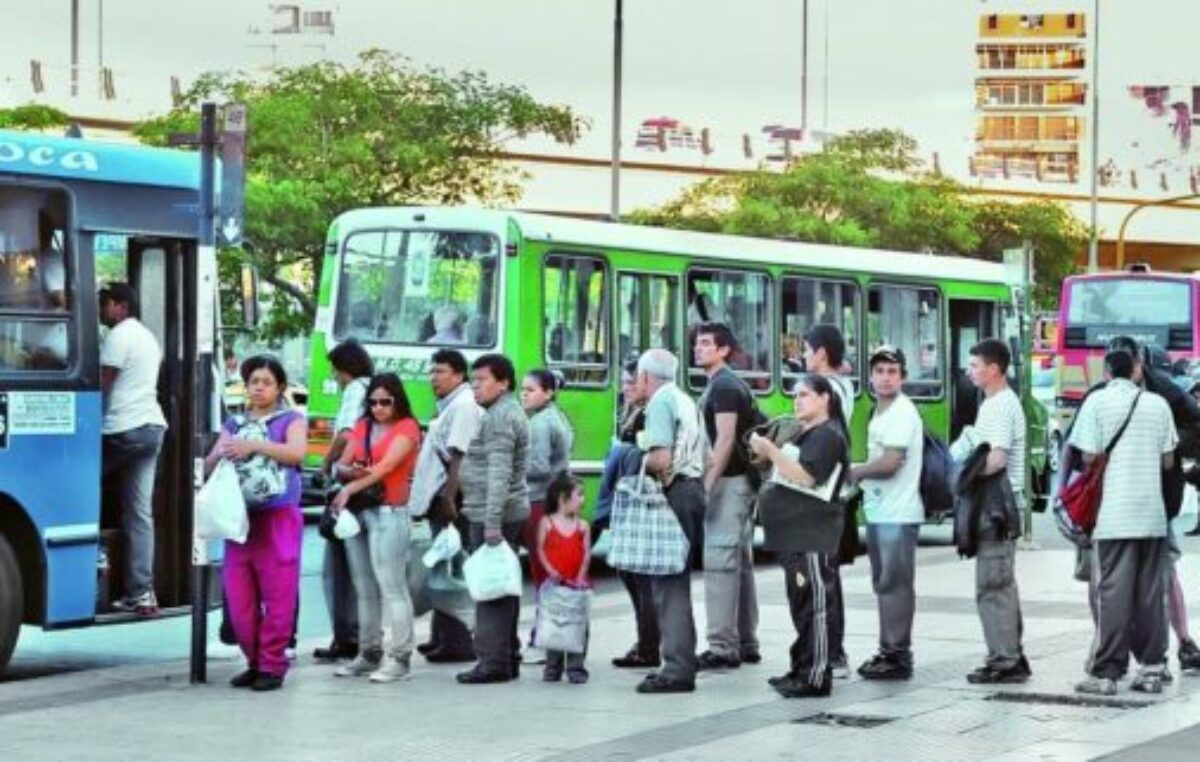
left=0, top=129, right=221, bottom=673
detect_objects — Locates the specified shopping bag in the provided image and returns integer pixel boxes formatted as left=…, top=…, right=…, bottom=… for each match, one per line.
left=607, top=460, right=689, bottom=576
left=533, top=581, right=590, bottom=654
left=462, top=541, right=522, bottom=602
left=196, top=460, right=249, bottom=543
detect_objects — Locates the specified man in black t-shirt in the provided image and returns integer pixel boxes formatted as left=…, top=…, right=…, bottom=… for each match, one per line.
left=695, top=322, right=760, bottom=670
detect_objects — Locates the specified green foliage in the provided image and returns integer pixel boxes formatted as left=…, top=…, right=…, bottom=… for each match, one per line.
left=135, top=50, right=584, bottom=340
left=632, top=129, right=1083, bottom=308
left=0, top=104, right=71, bottom=130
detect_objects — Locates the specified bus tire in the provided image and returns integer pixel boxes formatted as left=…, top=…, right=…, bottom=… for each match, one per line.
left=0, top=534, right=22, bottom=674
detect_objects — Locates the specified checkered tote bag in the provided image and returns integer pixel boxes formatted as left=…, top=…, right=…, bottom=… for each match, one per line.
left=607, top=460, right=689, bottom=576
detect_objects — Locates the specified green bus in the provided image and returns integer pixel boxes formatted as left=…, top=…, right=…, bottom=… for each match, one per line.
left=301, top=206, right=1048, bottom=514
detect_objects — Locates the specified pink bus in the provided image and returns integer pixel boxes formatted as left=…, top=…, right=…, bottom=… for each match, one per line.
left=1055, top=266, right=1197, bottom=406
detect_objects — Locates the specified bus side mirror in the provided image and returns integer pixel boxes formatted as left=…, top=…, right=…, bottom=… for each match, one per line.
left=239, top=264, right=259, bottom=329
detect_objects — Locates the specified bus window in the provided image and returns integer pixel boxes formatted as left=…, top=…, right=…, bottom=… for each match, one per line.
left=780, top=276, right=860, bottom=394
left=686, top=268, right=772, bottom=392
left=544, top=253, right=610, bottom=386
left=0, top=188, right=72, bottom=372
left=867, top=284, right=943, bottom=399
left=332, top=229, right=500, bottom=347
left=616, top=272, right=679, bottom=365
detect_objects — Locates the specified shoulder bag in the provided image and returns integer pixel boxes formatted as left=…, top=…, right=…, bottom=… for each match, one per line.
left=1059, top=392, right=1140, bottom=535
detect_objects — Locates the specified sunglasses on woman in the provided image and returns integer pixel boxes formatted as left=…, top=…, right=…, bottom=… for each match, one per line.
left=368, top=398, right=395, bottom=408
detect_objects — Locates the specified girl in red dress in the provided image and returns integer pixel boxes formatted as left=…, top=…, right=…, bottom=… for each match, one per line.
left=536, top=472, right=592, bottom=683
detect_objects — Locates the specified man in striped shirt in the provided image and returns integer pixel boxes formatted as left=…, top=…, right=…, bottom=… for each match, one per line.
left=1070, top=347, right=1177, bottom=696
left=964, top=339, right=1030, bottom=684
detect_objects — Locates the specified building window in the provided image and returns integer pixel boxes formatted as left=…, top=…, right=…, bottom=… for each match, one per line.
left=544, top=253, right=610, bottom=386
left=987, top=14, right=998, bottom=30
left=1020, top=14, right=1045, bottom=30
left=1067, top=13, right=1077, bottom=29
left=867, top=285, right=942, bottom=399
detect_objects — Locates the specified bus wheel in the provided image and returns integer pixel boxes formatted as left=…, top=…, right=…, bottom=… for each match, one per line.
left=0, top=534, right=22, bottom=673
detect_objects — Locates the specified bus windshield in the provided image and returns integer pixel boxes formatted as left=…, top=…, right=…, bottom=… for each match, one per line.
left=1067, top=278, right=1190, bottom=327
left=332, top=229, right=500, bottom=347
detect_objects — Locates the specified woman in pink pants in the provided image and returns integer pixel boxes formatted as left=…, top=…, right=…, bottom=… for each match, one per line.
left=205, top=355, right=306, bottom=691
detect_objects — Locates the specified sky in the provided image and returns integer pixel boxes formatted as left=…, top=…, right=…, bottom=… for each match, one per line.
left=5, top=0, right=1200, bottom=238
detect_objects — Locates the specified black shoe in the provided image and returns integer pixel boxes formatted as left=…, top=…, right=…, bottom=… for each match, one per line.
left=416, top=640, right=440, bottom=656
left=697, top=650, right=742, bottom=670
left=250, top=673, right=284, bottom=692
left=966, top=658, right=1030, bottom=685
left=567, top=667, right=590, bottom=684
left=456, top=666, right=514, bottom=684
left=740, top=648, right=762, bottom=665
left=773, top=676, right=831, bottom=698
left=543, top=664, right=564, bottom=682
left=230, top=669, right=258, bottom=688
left=1180, top=638, right=1200, bottom=671
left=767, top=671, right=795, bottom=688
left=312, top=642, right=359, bottom=662
left=636, top=674, right=695, bottom=694
left=612, top=649, right=661, bottom=669
left=1187, top=526, right=1200, bottom=537
left=857, top=654, right=913, bottom=681
left=426, top=646, right=477, bottom=664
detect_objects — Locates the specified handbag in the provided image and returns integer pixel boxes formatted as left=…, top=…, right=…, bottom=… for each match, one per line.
left=607, top=459, right=690, bottom=576
left=196, top=460, right=249, bottom=543
left=532, top=581, right=590, bottom=654
left=230, top=411, right=290, bottom=505
left=462, top=542, right=522, bottom=602
left=757, top=462, right=845, bottom=555
left=1059, top=392, right=1140, bottom=536
left=343, top=422, right=385, bottom=512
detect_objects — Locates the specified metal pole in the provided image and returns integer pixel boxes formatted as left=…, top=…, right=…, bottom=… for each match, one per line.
left=801, top=0, right=809, bottom=136
left=97, top=0, right=104, bottom=98
left=822, top=0, right=829, bottom=134
left=1087, top=0, right=1100, bottom=271
left=189, top=103, right=217, bottom=685
left=610, top=0, right=623, bottom=222
left=70, top=0, right=79, bottom=97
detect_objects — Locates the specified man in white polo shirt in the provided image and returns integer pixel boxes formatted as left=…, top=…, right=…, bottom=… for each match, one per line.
left=99, top=282, right=167, bottom=615
left=1071, top=345, right=1177, bottom=696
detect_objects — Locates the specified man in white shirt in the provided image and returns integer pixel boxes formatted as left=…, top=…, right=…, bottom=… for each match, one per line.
left=1070, top=346, right=1177, bottom=696
left=850, top=346, right=923, bottom=680
left=965, top=338, right=1029, bottom=684
left=99, top=283, right=167, bottom=615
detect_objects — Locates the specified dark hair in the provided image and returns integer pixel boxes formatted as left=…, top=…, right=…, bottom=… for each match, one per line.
left=1107, top=335, right=1140, bottom=358
left=544, top=471, right=583, bottom=516
left=622, top=358, right=640, bottom=377
left=696, top=322, right=739, bottom=352
left=240, top=355, right=288, bottom=389
left=804, top=324, right=846, bottom=369
left=471, top=353, right=516, bottom=390
left=525, top=368, right=564, bottom=396
left=327, top=338, right=374, bottom=379
left=970, top=338, right=1011, bottom=374
left=98, top=281, right=139, bottom=317
left=1105, top=349, right=1135, bottom=380
left=362, top=372, right=414, bottom=421
left=869, top=345, right=907, bottom=376
left=794, top=373, right=848, bottom=439
left=431, top=348, right=468, bottom=377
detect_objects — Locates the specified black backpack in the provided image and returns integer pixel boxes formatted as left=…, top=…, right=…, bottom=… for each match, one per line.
left=920, top=431, right=955, bottom=518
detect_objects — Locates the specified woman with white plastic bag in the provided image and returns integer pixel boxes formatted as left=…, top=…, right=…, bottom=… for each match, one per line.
left=195, top=460, right=248, bottom=543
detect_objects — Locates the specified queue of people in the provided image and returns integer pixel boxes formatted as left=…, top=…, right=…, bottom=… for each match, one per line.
left=197, top=321, right=1200, bottom=702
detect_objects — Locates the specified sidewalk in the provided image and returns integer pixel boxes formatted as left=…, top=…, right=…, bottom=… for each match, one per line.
left=4, top=525, right=1200, bottom=761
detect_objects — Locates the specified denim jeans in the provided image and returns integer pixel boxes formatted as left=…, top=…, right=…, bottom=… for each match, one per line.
left=344, top=506, right=415, bottom=661
left=102, top=425, right=165, bottom=598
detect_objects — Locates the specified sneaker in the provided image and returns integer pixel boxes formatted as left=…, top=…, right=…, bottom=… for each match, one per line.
left=636, top=674, right=695, bottom=694
left=111, top=591, right=159, bottom=616
left=369, top=657, right=411, bottom=684
left=857, top=654, right=913, bottom=681
left=1131, top=666, right=1165, bottom=694
left=612, top=649, right=661, bottom=669
left=1179, top=638, right=1200, bottom=671
left=567, top=667, right=590, bottom=684
left=830, top=654, right=850, bottom=680
left=250, top=673, right=284, bottom=692
left=966, top=657, right=1031, bottom=685
left=229, top=669, right=258, bottom=688
left=767, top=672, right=794, bottom=688
left=696, top=650, right=741, bottom=670
left=1075, top=675, right=1118, bottom=696
left=740, top=648, right=763, bottom=665
left=335, top=653, right=381, bottom=677
left=543, top=664, right=564, bottom=683
left=773, top=675, right=831, bottom=698
left=416, top=640, right=439, bottom=656
left=313, top=641, right=359, bottom=662
left=456, top=666, right=514, bottom=684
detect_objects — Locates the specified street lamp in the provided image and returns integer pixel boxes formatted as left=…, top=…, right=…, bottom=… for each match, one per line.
left=1114, top=192, right=1200, bottom=270
left=610, top=0, right=623, bottom=222
left=1087, top=0, right=1101, bottom=272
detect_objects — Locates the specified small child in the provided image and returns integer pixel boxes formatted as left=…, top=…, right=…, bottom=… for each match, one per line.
left=536, top=472, right=592, bottom=683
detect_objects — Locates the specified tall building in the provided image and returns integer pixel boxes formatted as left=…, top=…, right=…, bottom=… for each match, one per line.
left=972, top=10, right=1089, bottom=184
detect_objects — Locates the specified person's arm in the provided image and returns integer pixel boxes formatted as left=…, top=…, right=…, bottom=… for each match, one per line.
left=850, top=448, right=905, bottom=484
left=223, top=417, right=307, bottom=466
left=322, top=431, right=352, bottom=476
left=332, top=428, right=417, bottom=510
left=483, top=416, right=516, bottom=544
left=100, top=366, right=118, bottom=396
left=536, top=517, right=559, bottom=582
left=527, top=415, right=553, bottom=484
left=203, top=428, right=233, bottom=475
left=437, top=449, right=467, bottom=517
left=748, top=432, right=818, bottom=487
left=644, top=447, right=673, bottom=477
left=705, top=411, right=738, bottom=493
left=575, top=521, right=592, bottom=586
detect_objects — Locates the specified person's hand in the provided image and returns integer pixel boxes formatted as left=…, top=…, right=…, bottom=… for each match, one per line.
left=331, top=488, right=351, bottom=512
left=748, top=432, right=772, bottom=458
left=547, top=568, right=563, bottom=584
left=337, top=463, right=369, bottom=482
left=484, top=526, right=503, bottom=546
left=571, top=574, right=589, bottom=588
left=223, top=437, right=259, bottom=461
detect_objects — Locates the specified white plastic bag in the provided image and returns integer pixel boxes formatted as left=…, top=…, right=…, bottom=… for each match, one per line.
left=196, top=460, right=249, bottom=543
left=533, top=581, right=590, bottom=654
left=422, top=524, right=463, bottom=568
left=462, top=542, right=522, bottom=602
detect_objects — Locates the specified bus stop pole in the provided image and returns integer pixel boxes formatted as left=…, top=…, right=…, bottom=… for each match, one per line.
left=189, top=103, right=218, bottom=685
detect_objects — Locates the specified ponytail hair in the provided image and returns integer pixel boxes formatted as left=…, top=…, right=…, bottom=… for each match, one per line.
left=526, top=368, right=565, bottom=398
left=544, top=471, right=582, bottom=515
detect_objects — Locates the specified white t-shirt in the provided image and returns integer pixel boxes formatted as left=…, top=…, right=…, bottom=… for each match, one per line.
left=334, top=377, right=369, bottom=433
left=862, top=394, right=924, bottom=523
left=975, top=386, right=1027, bottom=502
left=828, top=374, right=855, bottom=429
left=408, top=383, right=483, bottom=517
left=101, top=317, right=166, bottom=434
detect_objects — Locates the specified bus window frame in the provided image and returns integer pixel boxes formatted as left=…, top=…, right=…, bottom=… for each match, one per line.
left=864, top=280, right=947, bottom=402
left=613, top=268, right=683, bottom=369
left=777, top=273, right=863, bottom=398
left=329, top=225, right=503, bottom=350
left=684, top=264, right=775, bottom=396
left=0, top=181, right=80, bottom=382
left=542, top=249, right=612, bottom=389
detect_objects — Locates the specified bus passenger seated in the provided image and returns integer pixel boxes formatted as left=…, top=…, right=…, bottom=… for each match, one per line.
left=428, top=305, right=465, bottom=345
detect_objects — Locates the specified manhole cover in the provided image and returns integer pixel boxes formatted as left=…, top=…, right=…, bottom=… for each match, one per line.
left=986, top=692, right=1152, bottom=710
left=793, top=712, right=894, bottom=729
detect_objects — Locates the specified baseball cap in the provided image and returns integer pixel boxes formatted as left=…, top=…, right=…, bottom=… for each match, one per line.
left=868, top=344, right=906, bottom=369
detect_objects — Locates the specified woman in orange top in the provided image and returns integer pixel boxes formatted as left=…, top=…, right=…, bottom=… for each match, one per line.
left=329, top=373, right=422, bottom=684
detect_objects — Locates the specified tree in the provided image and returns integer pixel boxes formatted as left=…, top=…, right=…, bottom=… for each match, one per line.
left=0, top=104, right=71, bottom=130
left=135, top=50, right=585, bottom=339
left=631, top=129, right=1084, bottom=307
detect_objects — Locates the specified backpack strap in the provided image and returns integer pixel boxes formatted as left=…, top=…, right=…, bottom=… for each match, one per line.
left=1104, top=392, right=1142, bottom=456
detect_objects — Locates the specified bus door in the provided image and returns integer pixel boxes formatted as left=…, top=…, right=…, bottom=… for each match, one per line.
left=948, top=299, right=996, bottom=441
